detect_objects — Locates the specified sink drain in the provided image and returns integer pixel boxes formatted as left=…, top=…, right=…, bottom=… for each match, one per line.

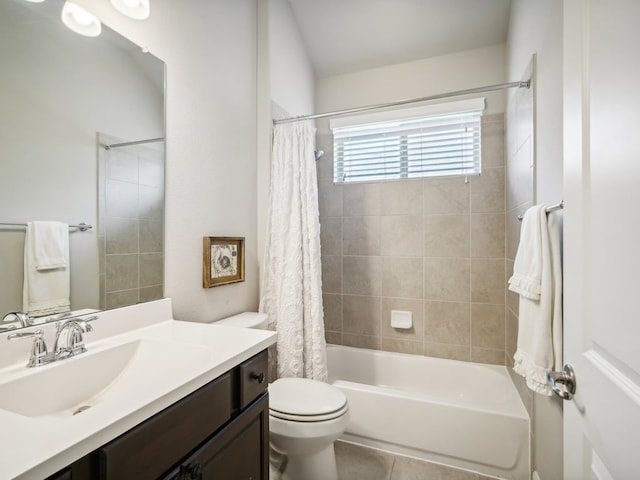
left=73, top=405, right=92, bottom=415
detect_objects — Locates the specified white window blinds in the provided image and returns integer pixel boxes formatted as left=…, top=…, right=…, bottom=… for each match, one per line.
left=331, top=99, right=484, bottom=184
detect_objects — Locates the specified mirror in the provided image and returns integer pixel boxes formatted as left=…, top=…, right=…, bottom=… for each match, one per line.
left=0, top=0, right=165, bottom=331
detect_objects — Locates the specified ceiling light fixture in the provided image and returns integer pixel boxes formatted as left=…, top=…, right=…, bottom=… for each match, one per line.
left=61, top=1, right=101, bottom=37
left=109, top=0, right=150, bottom=20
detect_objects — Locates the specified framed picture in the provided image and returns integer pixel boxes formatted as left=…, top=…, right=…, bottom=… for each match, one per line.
left=203, top=236, right=245, bottom=288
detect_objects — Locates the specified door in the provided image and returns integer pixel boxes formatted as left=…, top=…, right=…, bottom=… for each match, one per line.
left=563, top=0, right=640, bottom=478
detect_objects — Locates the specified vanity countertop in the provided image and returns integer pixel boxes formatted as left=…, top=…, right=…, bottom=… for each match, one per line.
left=0, top=299, right=276, bottom=480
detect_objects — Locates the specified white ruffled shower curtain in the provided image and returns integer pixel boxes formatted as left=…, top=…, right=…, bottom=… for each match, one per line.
left=260, top=122, right=328, bottom=381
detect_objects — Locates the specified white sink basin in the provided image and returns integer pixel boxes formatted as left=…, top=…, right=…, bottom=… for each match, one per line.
left=0, top=338, right=212, bottom=418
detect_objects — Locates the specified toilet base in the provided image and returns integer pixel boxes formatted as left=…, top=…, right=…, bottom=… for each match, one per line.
left=278, top=443, right=338, bottom=480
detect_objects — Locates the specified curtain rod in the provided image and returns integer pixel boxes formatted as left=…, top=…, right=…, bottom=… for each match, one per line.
left=273, top=80, right=531, bottom=125
left=101, top=137, right=165, bottom=150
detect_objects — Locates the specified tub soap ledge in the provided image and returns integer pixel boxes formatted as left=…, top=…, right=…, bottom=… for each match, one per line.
left=390, top=310, right=412, bottom=329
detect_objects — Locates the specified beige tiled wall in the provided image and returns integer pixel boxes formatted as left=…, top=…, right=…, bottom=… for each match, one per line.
left=98, top=135, right=165, bottom=310
left=318, top=114, right=507, bottom=365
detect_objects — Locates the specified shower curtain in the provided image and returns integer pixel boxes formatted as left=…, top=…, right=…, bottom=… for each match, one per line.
left=260, top=122, right=328, bottom=381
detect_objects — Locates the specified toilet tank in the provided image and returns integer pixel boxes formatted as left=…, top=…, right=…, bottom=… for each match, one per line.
left=213, top=312, right=268, bottom=329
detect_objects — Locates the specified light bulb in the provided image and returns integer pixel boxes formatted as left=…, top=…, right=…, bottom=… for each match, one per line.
left=71, top=8, right=94, bottom=26
left=110, top=0, right=149, bottom=20
left=61, top=2, right=101, bottom=37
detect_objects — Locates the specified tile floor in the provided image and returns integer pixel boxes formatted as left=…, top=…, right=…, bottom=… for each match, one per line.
left=335, top=441, right=495, bottom=480
left=271, top=440, right=496, bottom=480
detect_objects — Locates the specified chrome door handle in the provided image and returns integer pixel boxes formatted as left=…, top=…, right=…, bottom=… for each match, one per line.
left=546, top=364, right=577, bottom=400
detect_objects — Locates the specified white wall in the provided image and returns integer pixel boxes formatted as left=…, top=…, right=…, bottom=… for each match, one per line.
left=507, top=0, right=564, bottom=206
left=72, top=0, right=259, bottom=322
left=316, top=43, right=507, bottom=133
left=256, top=0, right=316, bottom=290
left=256, top=0, right=271, bottom=289
left=506, top=1, right=564, bottom=479
left=268, top=0, right=315, bottom=117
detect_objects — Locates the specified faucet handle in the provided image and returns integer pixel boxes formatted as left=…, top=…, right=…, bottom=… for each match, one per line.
left=7, top=329, right=41, bottom=340
left=43, top=311, right=73, bottom=323
left=7, top=329, right=49, bottom=367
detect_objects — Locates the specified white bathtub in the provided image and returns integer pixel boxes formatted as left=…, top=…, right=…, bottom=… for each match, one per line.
left=327, top=345, right=530, bottom=480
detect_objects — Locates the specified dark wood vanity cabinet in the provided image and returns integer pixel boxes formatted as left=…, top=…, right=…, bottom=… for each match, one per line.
left=48, top=350, right=269, bottom=480
left=165, top=393, right=268, bottom=480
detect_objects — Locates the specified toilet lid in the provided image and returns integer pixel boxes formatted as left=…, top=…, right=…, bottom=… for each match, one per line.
left=269, top=377, right=347, bottom=417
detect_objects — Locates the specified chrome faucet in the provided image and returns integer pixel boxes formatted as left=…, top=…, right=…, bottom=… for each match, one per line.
left=2, top=311, right=32, bottom=328
left=53, top=319, right=94, bottom=360
left=0, top=311, right=72, bottom=332
left=6, top=316, right=97, bottom=367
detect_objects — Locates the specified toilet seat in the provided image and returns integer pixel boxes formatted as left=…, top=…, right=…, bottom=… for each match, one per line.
left=269, top=377, right=347, bottom=422
left=270, top=402, right=349, bottom=422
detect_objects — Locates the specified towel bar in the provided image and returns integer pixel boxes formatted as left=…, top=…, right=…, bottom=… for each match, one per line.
left=517, top=201, right=563, bottom=221
left=0, top=222, right=92, bottom=231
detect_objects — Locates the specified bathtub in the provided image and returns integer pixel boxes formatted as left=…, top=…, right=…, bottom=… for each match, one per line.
left=327, top=345, right=530, bottom=480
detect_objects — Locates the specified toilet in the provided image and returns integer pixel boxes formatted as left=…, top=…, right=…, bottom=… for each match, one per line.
left=269, top=377, right=349, bottom=480
left=212, top=312, right=349, bottom=480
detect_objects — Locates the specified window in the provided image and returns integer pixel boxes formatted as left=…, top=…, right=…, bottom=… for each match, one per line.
left=332, top=98, right=484, bottom=184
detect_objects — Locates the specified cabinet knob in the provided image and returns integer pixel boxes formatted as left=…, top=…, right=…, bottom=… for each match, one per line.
left=250, top=372, right=265, bottom=384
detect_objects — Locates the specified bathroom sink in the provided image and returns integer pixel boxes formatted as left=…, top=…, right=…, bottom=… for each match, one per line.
left=0, top=338, right=212, bottom=418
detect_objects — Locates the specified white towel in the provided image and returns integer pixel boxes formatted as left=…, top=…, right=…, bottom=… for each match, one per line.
left=23, top=221, right=71, bottom=317
left=508, top=206, right=544, bottom=300
left=509, top=205, right=563, bottom=395
left=30, top=221, right=68, bottom=270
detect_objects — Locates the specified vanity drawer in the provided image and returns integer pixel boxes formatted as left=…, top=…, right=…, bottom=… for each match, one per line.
left=99, top=372, right=232, bottom=480
left=239, top=350, right=268, bottom=409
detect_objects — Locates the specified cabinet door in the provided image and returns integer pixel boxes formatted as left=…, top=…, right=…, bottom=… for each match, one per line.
left=45, top=469, right=71, bottom=480
left=100, top=373, right=232, bottom=480
left=202, top=418, right=262, bottom=479
left=178, top=393, right=269, bottom=480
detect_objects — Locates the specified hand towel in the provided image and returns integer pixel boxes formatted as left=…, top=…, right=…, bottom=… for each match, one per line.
left=23, top=221, right=71, bottom=317
left=509, top=205, right=563, bottom=395
left=508, top=205, right=544, bottom=300
left=30, top=221, right=68, bottom=270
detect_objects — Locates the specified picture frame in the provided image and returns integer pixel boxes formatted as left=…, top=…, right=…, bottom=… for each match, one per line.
left=203, top=236, right=245, bottom=288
